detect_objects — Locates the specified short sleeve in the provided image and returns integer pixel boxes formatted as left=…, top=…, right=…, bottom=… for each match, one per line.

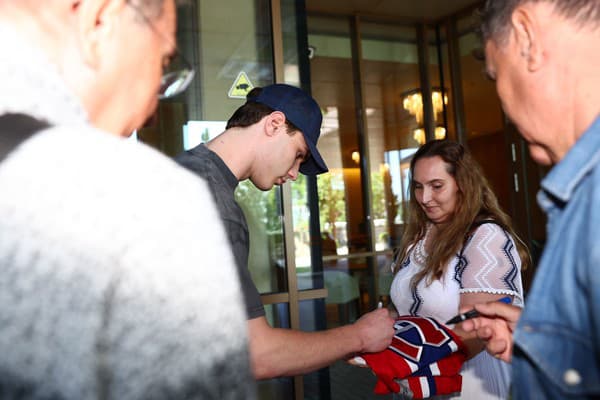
left=454, top=223, right=524, bottom=306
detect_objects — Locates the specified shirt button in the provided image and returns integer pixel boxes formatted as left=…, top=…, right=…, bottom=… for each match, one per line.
left=563, top=369, right=581, bottom=386
left=523, top=325, right=533, bottom=332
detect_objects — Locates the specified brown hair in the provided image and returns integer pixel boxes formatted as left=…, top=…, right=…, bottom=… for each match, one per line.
left=393, top=140, right=531, bottom=288
left=226, top=87, right=300, bottom=133
left=480, top=0, right=600, bottom=44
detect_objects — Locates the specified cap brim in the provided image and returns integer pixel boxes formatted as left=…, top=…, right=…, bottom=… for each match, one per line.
left=299, top=138, right=328, bottom=175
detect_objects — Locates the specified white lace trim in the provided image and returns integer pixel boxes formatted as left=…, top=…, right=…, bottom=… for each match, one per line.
left=459, top=288, right=524, bottom=306
left=412, top=227, right=430, bottom=266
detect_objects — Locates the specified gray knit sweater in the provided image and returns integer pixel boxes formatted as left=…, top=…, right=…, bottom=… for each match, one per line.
left=0, top=25, right=255, bottom=399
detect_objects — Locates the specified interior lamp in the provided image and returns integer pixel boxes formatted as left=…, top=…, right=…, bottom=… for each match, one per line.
left=412, top=126, right=447, bottom=145
left=402, top=88, right=448, bottom=144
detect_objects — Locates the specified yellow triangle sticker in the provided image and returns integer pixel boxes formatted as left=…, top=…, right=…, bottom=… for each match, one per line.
left=228, top=71, right=254, bottom=99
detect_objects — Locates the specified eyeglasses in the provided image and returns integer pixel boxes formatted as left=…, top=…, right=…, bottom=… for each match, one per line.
left=159, top=50, right=196, bottom=99
left=125, top=1, right=195, bottom=99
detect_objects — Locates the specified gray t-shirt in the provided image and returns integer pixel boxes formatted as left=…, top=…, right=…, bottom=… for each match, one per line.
left=176, top=144, right=266, bottom=319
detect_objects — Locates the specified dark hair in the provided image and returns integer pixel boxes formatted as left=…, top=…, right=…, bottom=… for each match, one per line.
left=394, top=140, right=531, bottom=287
left=480, top=0, right=600, bottom=43
left=226, top=87, right=300, bottom=133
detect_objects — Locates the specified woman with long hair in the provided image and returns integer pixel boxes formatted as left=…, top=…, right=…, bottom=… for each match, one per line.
left=389, top=139, right=530, bottom=399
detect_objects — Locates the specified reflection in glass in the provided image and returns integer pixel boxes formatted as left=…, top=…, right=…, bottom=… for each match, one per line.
left=257, top=304, right=293, bottom=400
left=458, top=28, right=503, bottom=138
left=401, top=87, right=448, bottom=144
left=308, top=15, right=376, bottom=319
left=236, top=183, right=287, bottom=294
left=159, top=51, right=196, bottom=99
left=431, top=26, right=456, bottom=141
left=360, top=21, right=421, bottom=250
left=458, top=16, right=511, bottom=213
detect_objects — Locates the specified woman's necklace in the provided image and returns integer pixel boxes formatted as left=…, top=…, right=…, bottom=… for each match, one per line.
left=412, top=226, right=431, bottom=266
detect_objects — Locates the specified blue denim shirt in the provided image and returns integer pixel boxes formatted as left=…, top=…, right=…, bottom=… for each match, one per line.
left=512, top=116, right=600, bottom=399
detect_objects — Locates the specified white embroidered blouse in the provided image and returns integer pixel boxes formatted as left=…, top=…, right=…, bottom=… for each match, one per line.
left=390, top=222, right=524, bottom=400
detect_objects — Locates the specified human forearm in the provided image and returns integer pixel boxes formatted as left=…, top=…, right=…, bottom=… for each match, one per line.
left=249, top=323, right=361, bottom=379
left=248, top=309, right=394, bottom=379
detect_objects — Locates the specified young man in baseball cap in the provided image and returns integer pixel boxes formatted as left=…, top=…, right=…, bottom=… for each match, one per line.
left=176, top=83, right=395, bottom=379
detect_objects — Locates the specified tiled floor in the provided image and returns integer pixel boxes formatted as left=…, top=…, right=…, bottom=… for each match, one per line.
left=317, top=302, right=393, bottom=400
left=328, top=360, right=393, bottom=400
left=257, top=348, right=394, bottom=399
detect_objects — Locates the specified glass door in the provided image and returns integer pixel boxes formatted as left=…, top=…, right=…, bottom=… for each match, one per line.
left=137, top=1, right=330, bottom=398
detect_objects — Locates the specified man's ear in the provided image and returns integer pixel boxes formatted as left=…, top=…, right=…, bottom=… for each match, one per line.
left=510, top=5, right=544, bottom=72
left=264, top=111, right=287, bottom=136
left=73, top=0, right=127, bottom=68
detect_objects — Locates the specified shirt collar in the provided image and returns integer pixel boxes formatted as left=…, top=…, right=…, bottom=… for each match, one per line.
left=540, top=116, right=600, bottom=204
left=0, top=25, right=88, bottom=125
left=199, top=144, right=239, bottom=191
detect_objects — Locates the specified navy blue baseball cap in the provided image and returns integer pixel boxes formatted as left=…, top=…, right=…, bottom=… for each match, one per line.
left=248, top=84, right=328, bottom=175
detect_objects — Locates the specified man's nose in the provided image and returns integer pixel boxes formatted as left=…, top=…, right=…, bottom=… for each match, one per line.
left=287, top=165, right=299, bottom=181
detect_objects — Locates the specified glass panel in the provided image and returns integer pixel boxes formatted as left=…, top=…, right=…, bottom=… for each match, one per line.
left=427, top=26, right=455, bottom=141
left=138, top=0, right=275, bottom=152
left=440, top=26, right=457, bottom=141
left=299, top=299, right=330, bottom=398
left=294, top=176, right=326, bottom=292
left=458, top=30, right=503, bottom=138
left=281, top=2, right=326, bottom=292
left=236, top=183, right=287, bottom=294
left=136, top=0, right=290, bottom=295
left=306, top=12, right=355, bottom=233
left=257, top=304, right=294, bottom=399
left=308, top=16, right=376, bottom=317
left=320, top=253, right=396, bottom=323
left=284, top=5, right=336, bottom=397
left=281, top=0, right=301, bottom=87
left=196, top=0, right=274, bottom=120
left=360, top=21, right=420, bottom=255
left=457, top=17, right=511, bottom=212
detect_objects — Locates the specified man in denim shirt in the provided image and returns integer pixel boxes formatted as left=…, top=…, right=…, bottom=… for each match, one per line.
left=460, top=1, right=600, bottom=399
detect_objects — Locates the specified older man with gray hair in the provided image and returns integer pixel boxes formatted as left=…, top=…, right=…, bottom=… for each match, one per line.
left=0, top=0, right=254, bottom=398
left=461, top=1, right=600, bottom=399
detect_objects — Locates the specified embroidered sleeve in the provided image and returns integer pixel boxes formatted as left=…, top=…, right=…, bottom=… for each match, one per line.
left=454, top=223, right=524, bottom=305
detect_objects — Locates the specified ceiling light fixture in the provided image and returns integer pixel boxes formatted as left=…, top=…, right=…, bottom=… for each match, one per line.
left=402, top=88, right=448, bottom=144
